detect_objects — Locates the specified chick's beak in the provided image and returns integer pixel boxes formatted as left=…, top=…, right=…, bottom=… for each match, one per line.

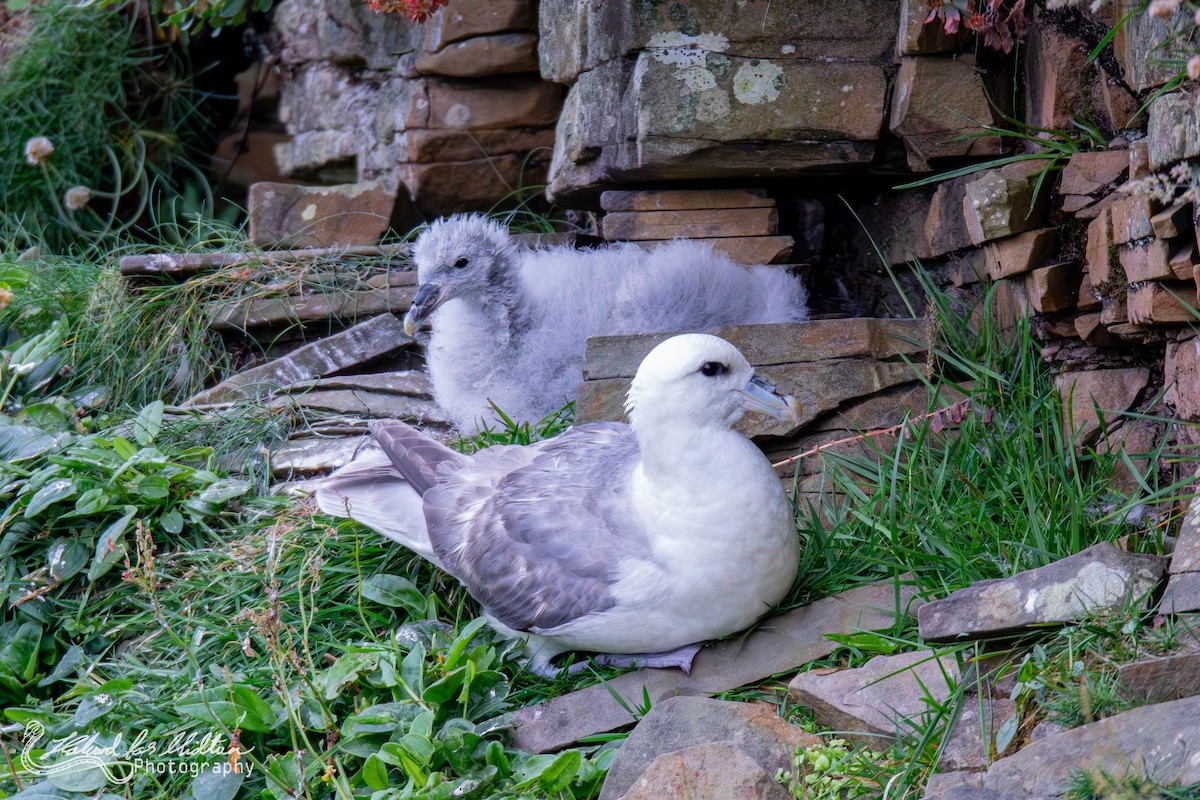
left=403, top=282, right=447, bottom=336
left=736, top=375, right=802, bottom=423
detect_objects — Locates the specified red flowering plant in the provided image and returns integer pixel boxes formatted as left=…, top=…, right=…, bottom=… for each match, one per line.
left=366, top=0, right=449, bottom=21
left=927, top=0, right=1029, bottom=53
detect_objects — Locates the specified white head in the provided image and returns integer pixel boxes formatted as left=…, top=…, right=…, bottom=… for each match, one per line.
left=404, top=214, right=519, bottom=334
left=624, top=334, right=800, bottom=434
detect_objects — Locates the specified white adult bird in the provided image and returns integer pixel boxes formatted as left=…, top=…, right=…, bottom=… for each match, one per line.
left=402, top=213, right=810, bottom=435
left=317, top=334, right=801, bottom=675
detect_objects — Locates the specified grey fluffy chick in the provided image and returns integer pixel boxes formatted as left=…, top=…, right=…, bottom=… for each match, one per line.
left=404, top=213, right=809, bottom=435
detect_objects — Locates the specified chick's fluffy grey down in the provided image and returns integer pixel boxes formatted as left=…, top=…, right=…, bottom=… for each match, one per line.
left=409, top=214, right=810, bottom=434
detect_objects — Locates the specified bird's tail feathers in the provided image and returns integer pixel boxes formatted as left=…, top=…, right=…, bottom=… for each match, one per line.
left=369, top=419, right=468, bottom=496
left=316, top=452, right=443, bottom=567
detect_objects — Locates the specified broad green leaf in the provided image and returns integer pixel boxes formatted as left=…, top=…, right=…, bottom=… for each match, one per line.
left=443, top=617, right=489, bottom=672
left=422, top=667, right=466, bottom=707
left=24, top=478, right=76, bottom=517
left=74, top=693, right=117, bottom=727
left=537, top=749, right=581, bottom=792
left=361, top=754, right=389, bottom=791
left=87, top=509, right=136, bottom=582
left=341, top=702, right=419, bottom=737
left=0, top=424, right=61, bottom=462
left=46, top=538, right=89, bottom=582
left=130, top=474, right=170, bottom=500
left=8, top=779, right=70, bottom=799
left=160, top=509, right=184, bottom=534
left=0, top=622, right=42, bottom=682
left=262, top=753, right=304, bottom=800
left=188, top=763, right=245, bottom=800
left=361, top=573, right=425, bottom=615
left=184, top=478, right=251, bottom=516
left=399, top=645, right=425, bottom=699
left=16, top=401, right=71, bottom=431
left=174, top=684, right=275, bottom=732
left=72, top=487, right=111, bottom=516
left=109, top=437, right=138, bottom=460
left=131, top=401, right=164, bottom=446
left=37, top=645, right=84, bottom=687
left=319, top=651, right=378, bottom=701
left=995, top=712, right=1019, bottom=755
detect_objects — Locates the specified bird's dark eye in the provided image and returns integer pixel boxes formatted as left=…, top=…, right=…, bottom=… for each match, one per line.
left=453, top=257, right=470, bottom=268
left=700, top=361, right=728, bottom=377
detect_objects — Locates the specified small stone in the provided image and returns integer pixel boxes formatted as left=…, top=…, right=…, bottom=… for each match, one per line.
left=890, top=55, right=1000, bottom=170
left=1151, top=203, right=1193, bottom=239
left=186, top=315, right=413, bottom=406
left=940, top=696, right=1018, bottom=772
left=787, top=651, right=959, bottom=744
left=1127, top=280, right=1198, bottom=325
left=423, top=0, right=536, bottom=52
left=926, top=177, right=977, bottom=257
left=1118, top=238, right=1175, bottom=282
left=1166, top=338, right=1200, bottom=421
left=1129, top=139, right=1152, bottom=180
left=1059, top=151, right=1130, bottom=196
left=1086, top=210, right=1124, bottom=291
left=207, top=285, right=417, bottom=332
left=618, top=742, right=790, bottom=800
left=1074, top=313, right=1120, bottom=347
left=976, top=695, right=1200, bottom=795
left=1077, top=272, right=1102, bottom=312
left=918, top=542, right=1165, bottom=642
left=395, top=151, right=549, bottom=217
left=1099, top=296, right=1128, bottom=326
left=1109, top=195, right=1156, bottom=245
left=601, top=208, right=779, bottom=241
left=962, top=161, right=1052, bottom=245
left=247, top=181, right=402, bottom=248
left=1095, top=418, right=1163, bottom=498
left=426, top=75, right=562, bottom=130
left=598, top=696, right=817, bottom=800
left=600, top=188, right=773, bottom=212
left=983, top=229, right=1058, bottom=280
left=271, top=435, right=381, bottom=478
left=1055, top=367, right=1148, bottom=444
left=1114, top=648, right=1200, bottom=704
left=269, top=389, right=450, bottom=425
left=396, top=128, right=555, bottom=163
left=414, top=32, right=539, bottom=78
left=1025, top=262, right=1078, bottom=313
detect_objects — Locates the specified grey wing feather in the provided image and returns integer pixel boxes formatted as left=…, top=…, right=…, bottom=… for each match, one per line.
left=369, top=419, right=467, bottom=496
left=424, top=422, right=650, bottom=633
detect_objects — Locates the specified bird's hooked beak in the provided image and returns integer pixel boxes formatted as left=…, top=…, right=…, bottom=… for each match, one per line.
left=403, top=282, right=448, bottom=336
left=737, top=375, right=802, bottom=424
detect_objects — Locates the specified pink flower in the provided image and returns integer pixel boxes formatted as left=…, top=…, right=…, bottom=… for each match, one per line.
left=1189, top=55, right=1200, bottom=81
left=24, top=136, right=54, bottom=165
left=63, top=186, right=91, bottom=211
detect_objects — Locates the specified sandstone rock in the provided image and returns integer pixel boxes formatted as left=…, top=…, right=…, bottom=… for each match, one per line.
left=1171, top=240, right=1198, bottom=279
left=279, top=63, right=379, bottom=134
left=1025, top=262, right=1079, bottom=313
left=1116, top=2, right=1193, bottom=91
left=1115, top=648, right=1200, bottom=704
left=269, top=389, right=450, bottom=425
left=538, top=0, right=898, bottom=85
left=501, top=579, right=923, bottom=753
left=618, top=742, right=789, bottom=800
left=962, top=161, right=1052, bottom=245
left=628, top=236, right=794, bottom=265
left=1086, top=209, right=1124, bottom=293
left=918, top=542, right=1166, bottom=643
left=1151, top=203, right=1193, bottom=239
left=280, top=370, right=432, bottom=397
left=897, top=0, right=972, bottom=55
left=788, top=651, right=959, bottom=743
left=426, top=75, right=562, bottom=130
left=598, top=696, right=817, bottom=800
left=1095, top=418, right=1163, bottom=497
left=1130, top=138, right=1152, bottom=180
left=424, top=0, right=536, bottom=52
left=974, top=277, right=1030, bottom=331
left=602, top=208, right=778, bottom=241
left=852, top=187, right=936, bottom=265
left=1118, top=238, right=1174, bottom=282
left=1077, top=272, right=1102, bottom=312
left=247, top=181, right=401, bottom=248
left=1109, top=195, right=1156, bottom=245
left=1074, top=313, right=1120, bottom=347
left=395, top=151, right=549, bottom=217
left=1147, top=90, right=1196, bottom=170
left=547, top=53, right=885, bottom=202
left=396, top=127, right=554, bottom=163
left=1024, top=7, right=1105, bottom=132
left=600, top=188, right=773, bottom=212
left=975, top=695, right=1200, bottom=794
left=275, top=130, right=359, bottom=180
left=207, top=285, right=416, bottom=333
left=187, top=315, right=413, bottom=406
left=1055, top=367, right=1148, bottom=443
left=271, top=435, right=381, bottom=478
left=940, top=697, right=1018, bottom=772
left=1127, top=280, right=1198, bottom=325
left=273, top=0, right=422, bottom=70
left=926, top=177, right=977, bottom=257
left=413, top=32, right=539, bottom=78
left=1166, top=337, right=1200, bottom=421
left=890, top=55, right=1000, bottom=171
left=983, top=229, right=1058, bottom=280
left=1059, top=151, right=1128, bottom=196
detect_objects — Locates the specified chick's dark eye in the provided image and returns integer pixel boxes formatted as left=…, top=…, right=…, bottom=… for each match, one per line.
left=453, top=257, right=470, bottom=268
left=700, top=361, right=728, bottom=377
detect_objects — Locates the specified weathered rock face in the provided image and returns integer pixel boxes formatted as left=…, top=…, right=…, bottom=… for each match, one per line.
left=540, top=0, right=896, bottom=203
left=270, top=0, right=560, bottom=217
